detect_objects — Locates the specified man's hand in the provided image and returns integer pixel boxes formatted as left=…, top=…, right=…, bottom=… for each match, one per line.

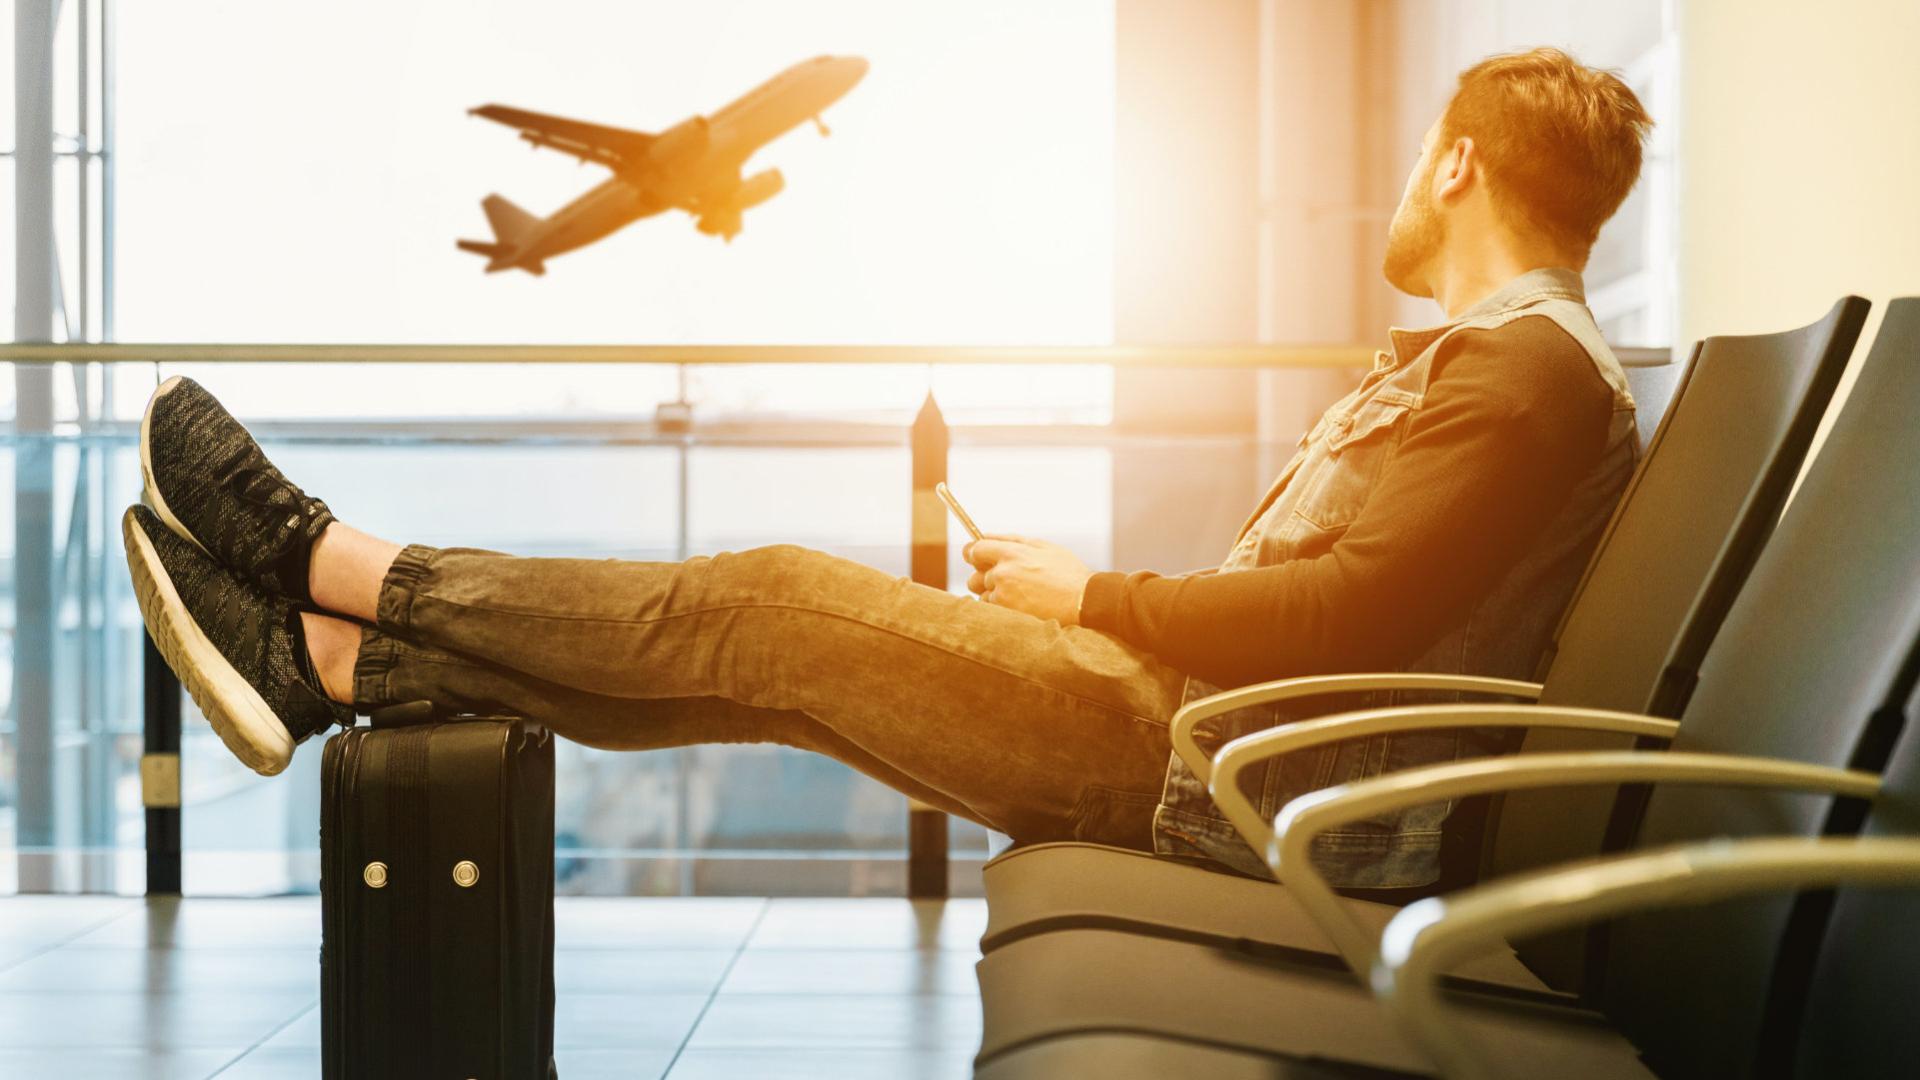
left=962, top=534, right=1093, bottom=625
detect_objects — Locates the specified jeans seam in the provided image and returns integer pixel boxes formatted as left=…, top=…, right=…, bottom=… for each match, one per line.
left=406, top=591, right=1173, bottom=729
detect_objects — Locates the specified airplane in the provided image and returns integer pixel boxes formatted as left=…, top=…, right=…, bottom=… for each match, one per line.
left=458, top=54, right=869, bottom=275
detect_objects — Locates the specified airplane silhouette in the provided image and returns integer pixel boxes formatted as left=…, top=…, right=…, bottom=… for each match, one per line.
left=459, top=55, right=868, bottom=275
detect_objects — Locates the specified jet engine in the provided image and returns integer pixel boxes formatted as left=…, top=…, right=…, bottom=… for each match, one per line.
left=695, top=170, right=785, bottom=241
left=733, top=168, right=785, bottom=210
left=696, top=209, right=742, bottom=239
left=648, top=115, right=710, bottom=167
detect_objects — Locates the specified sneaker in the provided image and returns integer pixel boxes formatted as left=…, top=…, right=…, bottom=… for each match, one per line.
left=123, top=504, right=353, bottom=775
left=140, top=375, right=335, bottom=603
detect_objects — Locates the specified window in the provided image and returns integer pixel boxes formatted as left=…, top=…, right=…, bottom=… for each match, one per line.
left=4, top=0, right=1118, bottom=895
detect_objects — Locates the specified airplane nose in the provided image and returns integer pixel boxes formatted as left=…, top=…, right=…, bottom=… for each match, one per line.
left=842, top=57, right=870, bottom=84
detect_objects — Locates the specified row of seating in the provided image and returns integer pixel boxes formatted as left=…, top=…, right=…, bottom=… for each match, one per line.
left=971, top=296, right=1920, bottom=1078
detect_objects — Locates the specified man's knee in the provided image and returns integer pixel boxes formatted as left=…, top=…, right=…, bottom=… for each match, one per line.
left=724, top=543, right=874, bottom=598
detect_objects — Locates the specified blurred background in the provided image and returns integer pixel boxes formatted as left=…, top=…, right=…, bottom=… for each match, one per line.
left=1, top=0, right=1913, bottom=897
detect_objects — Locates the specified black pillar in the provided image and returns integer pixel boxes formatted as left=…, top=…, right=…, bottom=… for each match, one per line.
left=143, top=638, right=183, bottom=895
left=906, top=392, right=950, bottom=899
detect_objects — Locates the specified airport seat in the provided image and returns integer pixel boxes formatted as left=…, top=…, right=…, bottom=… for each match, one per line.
left=1378, top=619, right=1920, bottom=1079
left=1792, top=672, right=1920, bottom=1078
left=977, top=298, right=1869, bottom=992
left=970, top=299, right=1920, bottom=1078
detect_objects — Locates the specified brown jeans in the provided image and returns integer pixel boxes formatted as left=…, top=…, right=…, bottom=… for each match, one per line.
left=350, top=543, right=1187, bottom=848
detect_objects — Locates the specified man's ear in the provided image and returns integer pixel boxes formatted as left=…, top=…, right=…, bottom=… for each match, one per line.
left=1435, top=136, right=1476, bottom=204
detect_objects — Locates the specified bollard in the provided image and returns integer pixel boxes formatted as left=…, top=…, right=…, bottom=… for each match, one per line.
left=143, top=637, right=184, bottom=894
left=906, top=391, right=951, bottom=899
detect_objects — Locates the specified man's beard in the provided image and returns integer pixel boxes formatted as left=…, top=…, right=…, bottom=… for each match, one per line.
left=1382, top=182, right=1444, bottom=297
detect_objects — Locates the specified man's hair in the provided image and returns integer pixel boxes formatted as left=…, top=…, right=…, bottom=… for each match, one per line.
left=1440, top=47, right=1653, bottom=255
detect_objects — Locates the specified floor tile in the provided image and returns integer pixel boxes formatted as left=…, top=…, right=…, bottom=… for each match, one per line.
left=210, top=1048, right=322, bottom=1079
left=687, top=993, right=983, bottom=1049
left=667, top=1047, right=975, bottom=1080
left=0, top=941, right=50, bottom=973
left=746, top=899, right=987, bottom=951
left=250, top=989, right=715, bottom=1053
left=555, top=948, right=737, bottom=993
left=68, top=898, right=321, bottom=949
left=0, top=895, right=997, bottom=1075
left=555, top=992, right=714, bottom=1048
left=0, top=988, right=316, bottom=1049
left=0, top=1047, right=244, bottom=1080
left=551, top=1047, right=679, bottom=1079
left=249, top=1004, right=319, bottom=1051
left=0, top=897, right=145, bottom=970
left=555, top=898, right=767, bottom=950
left=721, top=948, right=978, bottom=996
left=0, top=946, right=317, bottom=994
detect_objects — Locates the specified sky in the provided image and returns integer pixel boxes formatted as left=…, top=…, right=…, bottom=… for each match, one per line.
left=114, top=0, right=1114, bottom=349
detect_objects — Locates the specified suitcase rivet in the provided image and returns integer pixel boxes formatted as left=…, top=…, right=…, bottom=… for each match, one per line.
left=452, top=860, right=480, bottom=888
left=363, top=861, right=389, bottom=889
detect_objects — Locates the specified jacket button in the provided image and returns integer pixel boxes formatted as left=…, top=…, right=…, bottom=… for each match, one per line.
left=452, top=860, right=480, bottom=888
left=363, top=862, right=388, bottom=889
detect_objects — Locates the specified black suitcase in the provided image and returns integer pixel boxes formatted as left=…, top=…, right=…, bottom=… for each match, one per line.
left=321, top=706, right=558, bottom=1079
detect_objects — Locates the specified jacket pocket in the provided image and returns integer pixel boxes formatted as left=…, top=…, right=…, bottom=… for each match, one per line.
left=1292, top=399, right=1414, bottom=531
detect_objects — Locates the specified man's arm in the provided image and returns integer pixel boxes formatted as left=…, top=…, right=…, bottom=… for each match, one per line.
left=1078, top=317, right=1616, bottom=688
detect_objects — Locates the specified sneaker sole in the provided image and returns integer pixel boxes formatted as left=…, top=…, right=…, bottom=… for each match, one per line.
left=123, top=508, right=294, bottom=776
left=139, top=375, right=216, bottom=558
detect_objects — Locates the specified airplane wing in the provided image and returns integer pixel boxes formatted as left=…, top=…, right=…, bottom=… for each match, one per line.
left=469, top=104, right=655, bottom=167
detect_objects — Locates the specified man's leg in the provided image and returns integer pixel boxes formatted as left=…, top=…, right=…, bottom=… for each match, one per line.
left=313, top=533, right=1187, bottom=845
left=346, top=625, right=995, bottom=826
left=130, top=376, right=1176, bottom=832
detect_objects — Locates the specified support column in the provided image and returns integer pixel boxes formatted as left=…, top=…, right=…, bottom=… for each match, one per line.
left=14, top=0, right=59, bottom=892
left=142, top=640, right=183, bottom=894
left=905, top=393, right=950, bottom=899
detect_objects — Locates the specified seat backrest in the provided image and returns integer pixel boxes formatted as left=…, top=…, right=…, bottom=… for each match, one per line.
left=1599, top=298, right=1920, bottom=1077
left=1490, top=298, right=1869, bottom=939
left=1534, top=295, right=1867, bottom=715
left=1792, top=659, right=1920, bottom=1079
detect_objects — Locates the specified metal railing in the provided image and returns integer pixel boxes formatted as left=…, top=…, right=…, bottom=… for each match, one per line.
left=0, top=342, right=1382, bottom=367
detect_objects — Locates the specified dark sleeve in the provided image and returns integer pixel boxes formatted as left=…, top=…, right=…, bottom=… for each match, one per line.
left=1079, top=316, right=1615, bottom=687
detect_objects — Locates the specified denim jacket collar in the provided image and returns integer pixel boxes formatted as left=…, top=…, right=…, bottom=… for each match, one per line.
left=1387, top=267, right=1588, bottom=366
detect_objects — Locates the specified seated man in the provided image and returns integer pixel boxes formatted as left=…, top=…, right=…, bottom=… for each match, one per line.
left=125, top=47, right=1650, bottom=889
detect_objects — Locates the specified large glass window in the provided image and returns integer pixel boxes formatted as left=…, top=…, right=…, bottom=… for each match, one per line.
left=4, top=0, right=1118, bottom=895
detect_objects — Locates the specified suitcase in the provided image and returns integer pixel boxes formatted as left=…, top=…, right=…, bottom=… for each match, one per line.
left=321, top=704, right=558, bottom=1079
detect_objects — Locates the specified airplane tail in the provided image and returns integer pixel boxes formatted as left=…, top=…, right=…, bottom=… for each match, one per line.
left=456, top=194, right=546, bottom=274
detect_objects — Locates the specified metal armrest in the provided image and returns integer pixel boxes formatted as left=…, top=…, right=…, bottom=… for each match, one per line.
left=1373, top=836, right=1920, bottom=1080
left=1207, top=704, right=1678, bottom=871
left=1271, top=751, right=1878, bottom=975
left=1169, top=673, right=1546, bottom=783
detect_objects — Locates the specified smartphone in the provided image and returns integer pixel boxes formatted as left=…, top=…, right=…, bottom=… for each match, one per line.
left=935, top=482, right=984, bottom=542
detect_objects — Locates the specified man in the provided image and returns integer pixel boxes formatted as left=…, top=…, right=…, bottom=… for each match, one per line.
left=126, top=47, right=1650, bottom=888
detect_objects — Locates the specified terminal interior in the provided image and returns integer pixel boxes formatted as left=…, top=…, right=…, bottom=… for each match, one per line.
left=1, top=2, right=1917, bottom=1078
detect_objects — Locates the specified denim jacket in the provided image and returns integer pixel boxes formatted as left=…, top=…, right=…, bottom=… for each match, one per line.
left=1151, top=268, right=1639, bottom=887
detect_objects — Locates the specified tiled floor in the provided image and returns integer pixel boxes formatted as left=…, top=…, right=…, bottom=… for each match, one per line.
left=0, top=895, right=984, bottom=1079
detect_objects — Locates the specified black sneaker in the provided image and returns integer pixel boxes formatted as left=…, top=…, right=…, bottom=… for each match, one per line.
left=123, top=505, right=353, bottom=775
left=140, top=375, right=335, bottom=603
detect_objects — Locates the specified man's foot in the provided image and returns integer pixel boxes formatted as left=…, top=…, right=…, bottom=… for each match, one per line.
left=123, top=505, right=353, bottom=775
left=140, top=375, right=335, bottom=603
